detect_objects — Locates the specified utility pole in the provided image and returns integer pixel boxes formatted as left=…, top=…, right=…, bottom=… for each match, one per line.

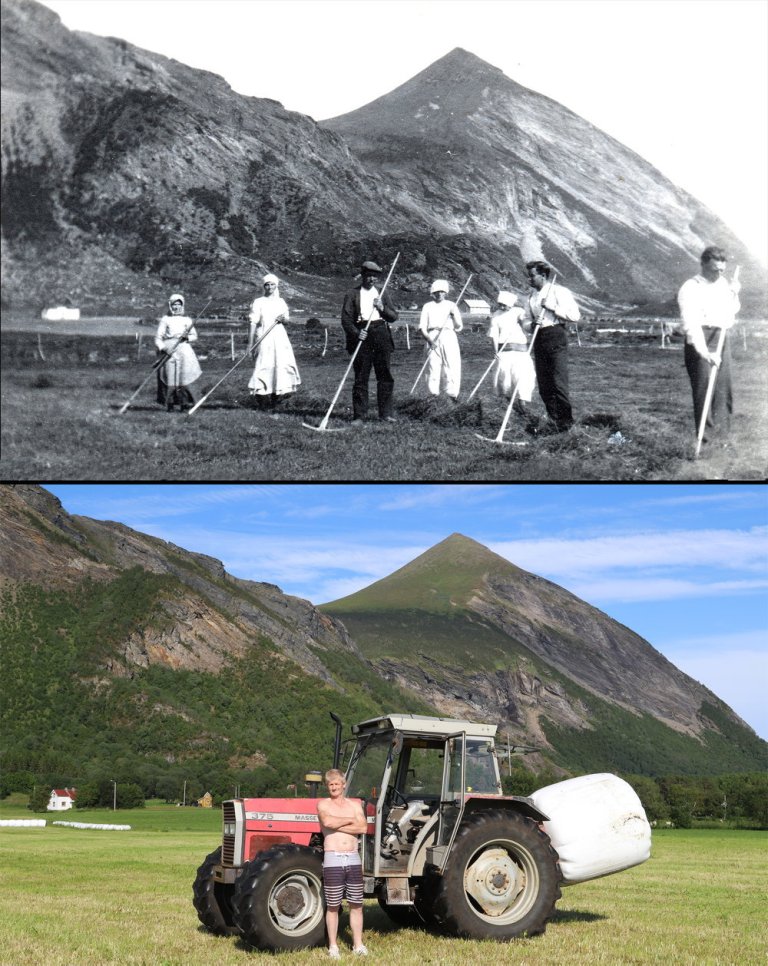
left=183, top=780, right=187, bottom=807
left=111, top=780, right=117, bottom=811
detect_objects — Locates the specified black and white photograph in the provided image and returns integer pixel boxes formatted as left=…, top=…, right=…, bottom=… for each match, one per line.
left=1, top=0, right=766, bottom=479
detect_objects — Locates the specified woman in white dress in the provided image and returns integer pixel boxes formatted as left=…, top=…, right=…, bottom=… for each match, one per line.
left=247, top=273, right=300, bottom=416
left=418, top=279, right=463, bottom=400
left=154, top=293, right=202, bottom=411
left=488, top=291, right=536, bottom=415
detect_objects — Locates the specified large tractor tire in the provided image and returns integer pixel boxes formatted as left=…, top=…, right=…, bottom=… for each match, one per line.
left=232, top=844, right=326, bottom=951
left=192, top=847, right=237, bottom=935
left=432, top=809, right=561, bottom=940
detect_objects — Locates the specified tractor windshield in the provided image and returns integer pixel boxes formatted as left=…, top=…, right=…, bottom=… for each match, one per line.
left=343, top=733, right=394, bottom=800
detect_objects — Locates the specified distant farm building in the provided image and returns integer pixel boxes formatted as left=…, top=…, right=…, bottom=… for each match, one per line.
left=198, top=791, right=213, bottom=808
left=42, top=306, right=80, bottom=321
left=462, top=298, right=491, bottom=316
left=48, top=788, right=77, bottom=811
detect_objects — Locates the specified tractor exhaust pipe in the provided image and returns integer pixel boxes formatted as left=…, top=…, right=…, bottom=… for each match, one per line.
left=330, top=713, right=343, bottom=769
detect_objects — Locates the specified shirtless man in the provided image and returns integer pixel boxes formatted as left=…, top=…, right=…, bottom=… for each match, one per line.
left=316, top=768, right=369, bottom=959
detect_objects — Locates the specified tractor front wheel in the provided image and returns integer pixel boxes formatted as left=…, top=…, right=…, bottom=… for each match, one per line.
left=192, top=847, right=237, bottom=935
left=432, top=809, right=561, bottom=940
left=232, top=844, right=326, bottom=951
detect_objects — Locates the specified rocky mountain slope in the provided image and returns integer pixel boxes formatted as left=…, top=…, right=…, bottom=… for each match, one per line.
left=3, top=0, right=764, bottom=317
left=323, top=49, right=766, bottom=314
left=322, top=533, right=766, bottom=773
left=1, top=487, right=765, bottom=796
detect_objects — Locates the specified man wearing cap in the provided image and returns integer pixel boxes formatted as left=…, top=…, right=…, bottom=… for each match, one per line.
left=489, top=291, right=535, bottom=415
left=418, top=279, right=463, bottom=400
left=522, top=262, right=580, bottom=432
left=677, top=245, right=740, bottom=448
left=341, top=260, right=399, bottom=424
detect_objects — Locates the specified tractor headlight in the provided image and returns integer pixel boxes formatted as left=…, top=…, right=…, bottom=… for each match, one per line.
left=223, top=821, right=236, bottom=836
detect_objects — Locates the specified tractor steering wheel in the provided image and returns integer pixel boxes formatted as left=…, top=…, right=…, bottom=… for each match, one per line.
left=387, top=787, right=408, bottom=808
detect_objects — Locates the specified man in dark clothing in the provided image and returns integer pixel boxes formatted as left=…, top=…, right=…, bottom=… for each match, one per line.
left=341, top=260, right=399, bottom=424
left=522, top=261, right=581, bottom=432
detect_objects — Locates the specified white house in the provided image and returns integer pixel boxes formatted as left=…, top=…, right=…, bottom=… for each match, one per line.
left=462, top=298, right=491, bottom=316
left=48, top=788, right=77, bottom=811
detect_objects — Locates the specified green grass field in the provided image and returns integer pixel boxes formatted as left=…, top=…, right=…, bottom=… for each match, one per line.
left=1, top=323, right=766, bottom=480
left=1, top=799, right=765, bottom=965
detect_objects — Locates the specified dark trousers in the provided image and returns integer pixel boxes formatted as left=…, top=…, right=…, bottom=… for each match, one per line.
left=532, top=324, right=572, bottom=430
left=352, top=326, right=394, bottom=419
left=684, top=332, right=732, bottom=441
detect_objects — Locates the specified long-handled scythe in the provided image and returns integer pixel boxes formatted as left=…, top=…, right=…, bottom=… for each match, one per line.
left=409, top=273, right=473, bottom=395
left=302, top=253, right=400, bottom=432
left=474, top=275, right=557, bottom=444
left=119, top=298, right=212, bottom=414
left=187, top=315, right=284, bottom=416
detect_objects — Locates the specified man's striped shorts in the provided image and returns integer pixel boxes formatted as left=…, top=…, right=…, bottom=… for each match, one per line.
left=322, top=850, right=364, bottom=907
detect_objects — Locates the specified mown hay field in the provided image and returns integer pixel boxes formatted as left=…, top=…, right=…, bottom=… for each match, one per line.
left=0, top=799, right=765, bottom=966
left=1, top=320, right=766, bottom=480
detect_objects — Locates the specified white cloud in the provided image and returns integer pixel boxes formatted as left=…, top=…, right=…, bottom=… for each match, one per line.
left=564, top=577, right=768, bottom=604
left=378, top=485, right=506, bottom=512
left=490, top=527, right=768, bottom=578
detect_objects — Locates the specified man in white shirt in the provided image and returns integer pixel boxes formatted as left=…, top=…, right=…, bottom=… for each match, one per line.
left=522, top=262, right=581, bottom=432
left=677, top=246, right=740, bottom=447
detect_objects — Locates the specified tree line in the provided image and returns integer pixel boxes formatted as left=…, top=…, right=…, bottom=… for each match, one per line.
left=502, top=764, right=768, bottom=827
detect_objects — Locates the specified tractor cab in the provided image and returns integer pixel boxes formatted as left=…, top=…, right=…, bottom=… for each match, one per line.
left=341, top=714, right=516, bottom=890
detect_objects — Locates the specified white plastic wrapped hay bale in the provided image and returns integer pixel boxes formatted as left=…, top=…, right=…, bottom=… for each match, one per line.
left=529, top=773, right=651, bottom=884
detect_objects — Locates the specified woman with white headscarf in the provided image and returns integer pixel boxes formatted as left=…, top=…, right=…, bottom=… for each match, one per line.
left=418, top=279, right=463, bottom=400
left=154, top=293, right=202, bottom=411
left=247, top=273, right=301, bottom=416
left=489, top=291, right=535, bottom=415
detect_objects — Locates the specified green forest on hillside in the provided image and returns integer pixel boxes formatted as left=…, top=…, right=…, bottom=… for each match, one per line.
left=0, top=570, right=432, bottom=801
left=2, top=566, right=766, bottom=814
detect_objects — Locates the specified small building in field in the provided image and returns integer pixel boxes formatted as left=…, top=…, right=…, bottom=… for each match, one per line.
left=42, top=306, right=81, bottom=321
left=198, top=791, right=213, bottom=808
left=462, top=298, right=491, bottom=316
left=48, top=788, right=77, bottom=811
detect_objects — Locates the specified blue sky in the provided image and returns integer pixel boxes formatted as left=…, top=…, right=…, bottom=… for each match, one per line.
left=44, top=483, right=768, bottom=741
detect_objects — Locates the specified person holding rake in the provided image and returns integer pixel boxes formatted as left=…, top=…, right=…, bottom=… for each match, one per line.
left=418, top=279, right=464, bottom=401
left=677, top=245, right=740, bottom=452
left=246, top=272, right=300, bottom=418
left=522, top=261, right=580, bottom=433
left=488, top=291, right=535, bottom=416
left=341, top=259, right=399, bottom=425
left=154, top=293, right=202, bottom=412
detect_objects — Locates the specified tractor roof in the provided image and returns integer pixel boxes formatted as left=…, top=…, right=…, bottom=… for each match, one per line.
left=352, top=713, right=497, bottom=739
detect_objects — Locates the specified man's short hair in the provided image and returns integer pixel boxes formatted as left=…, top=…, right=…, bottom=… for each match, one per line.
left=526, top=261, right=552, bottom=279
left=701, top=246, right=727, bottom=263
left=325, top=768, right=345, bottom=783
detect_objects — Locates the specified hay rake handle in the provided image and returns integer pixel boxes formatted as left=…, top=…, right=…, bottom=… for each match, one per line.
left=187, top=317, right=282, bottom=416
left=118, top=298, right=211, bottom=414
left=303, top=253, right=400, bottom=432
left=410, top=274, right=473, bottom=395
left=476, top=275, right=555, bottom=444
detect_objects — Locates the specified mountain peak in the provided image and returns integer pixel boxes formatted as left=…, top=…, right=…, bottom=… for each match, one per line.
left=322, top=534, right=521, bottom=613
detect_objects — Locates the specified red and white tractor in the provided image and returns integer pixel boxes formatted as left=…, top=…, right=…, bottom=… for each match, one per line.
left=193, top=713, right=651, bottom=951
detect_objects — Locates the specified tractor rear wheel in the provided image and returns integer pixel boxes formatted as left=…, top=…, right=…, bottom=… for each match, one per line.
left=432, top=809, right=561, bottom=940
left=192, top=847, right=237, bottom=935
left=232, top=844, right=326, bottom=951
